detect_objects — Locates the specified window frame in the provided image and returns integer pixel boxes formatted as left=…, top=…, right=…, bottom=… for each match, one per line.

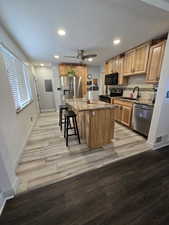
left=0, top=44, right=33, bottom=113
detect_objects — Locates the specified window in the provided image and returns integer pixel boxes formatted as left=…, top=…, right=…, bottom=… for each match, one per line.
left=0, top=46, right=32, bottom=112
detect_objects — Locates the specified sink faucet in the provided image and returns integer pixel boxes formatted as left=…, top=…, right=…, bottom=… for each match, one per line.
left=133, top=86, right=140, bottom=99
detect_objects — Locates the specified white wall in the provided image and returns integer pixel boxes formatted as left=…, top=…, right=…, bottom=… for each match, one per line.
left=0, top=25, right=39, bottom=197
left=87, top=65, right=101, bottom=79
left=148, top=35, right=169, bottom=149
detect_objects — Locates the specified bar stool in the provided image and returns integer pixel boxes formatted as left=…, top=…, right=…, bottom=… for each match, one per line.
left=59, top=104, right=68, bottom=131
left=64, top=110, right=81, bottom=147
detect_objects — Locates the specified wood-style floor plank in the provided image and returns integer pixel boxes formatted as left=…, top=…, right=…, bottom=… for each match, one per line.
left=16, top=112, right=149, bottom=193
left=1, top=150, right=169, bottom=225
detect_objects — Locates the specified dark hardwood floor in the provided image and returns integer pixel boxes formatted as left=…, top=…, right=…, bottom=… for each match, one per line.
left=1, top=149, right=169, bottom=225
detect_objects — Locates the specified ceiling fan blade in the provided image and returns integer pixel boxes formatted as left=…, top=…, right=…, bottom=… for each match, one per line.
left=64, top=56, right=77, bottom=58
left=82, top=54, right=97, bottom=59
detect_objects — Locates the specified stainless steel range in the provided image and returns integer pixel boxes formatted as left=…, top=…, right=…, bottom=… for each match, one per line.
left=132, top=103, right=154, bottom=137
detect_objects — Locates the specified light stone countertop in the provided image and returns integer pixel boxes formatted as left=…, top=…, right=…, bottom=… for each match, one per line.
left=66, top=98, right=117, bottom=112
left=110, top=97, right=154, bottom=106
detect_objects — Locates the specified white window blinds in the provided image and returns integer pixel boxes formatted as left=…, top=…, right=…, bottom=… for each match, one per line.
left=0, top=45, right=32, bottom=111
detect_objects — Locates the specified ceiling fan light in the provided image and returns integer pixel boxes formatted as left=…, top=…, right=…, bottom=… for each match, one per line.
left=57, top=29, right=66, bottom=36
left=113, top=39, right=121, bottom=45
left=88, top=58, right=93, bottom=62
left=54, top=55, right=60, bottom=59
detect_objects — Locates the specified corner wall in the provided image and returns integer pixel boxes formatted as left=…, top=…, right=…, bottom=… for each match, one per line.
left=0, top=25, right=39, bottom=198
left=148, top=34, right=169, bottom=149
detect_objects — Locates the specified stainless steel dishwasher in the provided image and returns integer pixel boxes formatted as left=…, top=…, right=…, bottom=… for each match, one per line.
left=132, top=103, right=154, bottom=137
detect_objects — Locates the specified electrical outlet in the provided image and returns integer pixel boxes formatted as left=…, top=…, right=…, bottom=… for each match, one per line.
left=156, top=135, right=169, bottom=144
left=156, top=136, right=162, bottom=143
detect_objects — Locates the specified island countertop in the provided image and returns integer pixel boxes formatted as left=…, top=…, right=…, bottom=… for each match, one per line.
left=66, top=98, right=116, bottom=112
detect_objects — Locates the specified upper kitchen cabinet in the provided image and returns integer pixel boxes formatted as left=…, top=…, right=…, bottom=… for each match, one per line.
left=59, top=64, right=67, bottom=75
left=123, top=49, right=135, bottom=76
left=106, top=57, right=119, bottom=74
left=112, top=57, right=119, bottom=73
left=146, top=40, right=166, bottom=83
left=107, top=60, right=113, bottom=73
left=104, top=63, right=109, bottom=74
left=117, top=56, right=128, bottom=85
left=123, top=43, right=150, bottom=76
left=134, top=43, right=150, bottom=74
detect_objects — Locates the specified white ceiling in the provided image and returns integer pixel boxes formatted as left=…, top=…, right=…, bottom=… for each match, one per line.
left=141, top=0, right=169, bottom=11
left=0, top=0, right=169, bottom=65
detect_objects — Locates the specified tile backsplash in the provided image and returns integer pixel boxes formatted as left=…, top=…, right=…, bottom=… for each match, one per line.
left=123, top=74, right=155, bottom=102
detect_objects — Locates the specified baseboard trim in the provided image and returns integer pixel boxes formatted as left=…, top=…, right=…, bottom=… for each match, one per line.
left=147, top=140, right=169, bottom=150
left=13, top=113, right=39, bottom=195
left=0, top=192, right=14, bottom=215
left=14, top=114, right=39, bottom=172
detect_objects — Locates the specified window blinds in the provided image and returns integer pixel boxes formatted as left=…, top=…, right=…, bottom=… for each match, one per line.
left=0, top=45, right=32, bottom=111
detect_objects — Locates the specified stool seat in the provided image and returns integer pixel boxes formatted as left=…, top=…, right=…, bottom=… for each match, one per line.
left=64, top=110, right=76, bottom=118
left=59, top=104, right=68, bottom=110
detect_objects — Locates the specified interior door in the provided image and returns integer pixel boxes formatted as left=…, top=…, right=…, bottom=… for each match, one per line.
left=36, top=77, right=55, bottom=112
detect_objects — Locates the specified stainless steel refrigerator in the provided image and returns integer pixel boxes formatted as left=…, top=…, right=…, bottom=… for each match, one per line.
left=60, top=75, right=82, bottom=103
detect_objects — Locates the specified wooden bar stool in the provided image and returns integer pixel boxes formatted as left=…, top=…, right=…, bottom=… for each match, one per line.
left=59, top=105, right=68, bottom=131
left=64, top=110, right=81, bottom=147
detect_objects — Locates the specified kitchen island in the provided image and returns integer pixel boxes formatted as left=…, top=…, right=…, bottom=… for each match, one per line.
left=66, top=98, right=116, bottom=149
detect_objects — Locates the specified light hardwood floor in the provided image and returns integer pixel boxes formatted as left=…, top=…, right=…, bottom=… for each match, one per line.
left=16, top=112, right=151, bottom=194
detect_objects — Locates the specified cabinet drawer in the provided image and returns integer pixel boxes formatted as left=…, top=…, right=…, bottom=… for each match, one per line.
left=114, top=99, right=133, bottom=107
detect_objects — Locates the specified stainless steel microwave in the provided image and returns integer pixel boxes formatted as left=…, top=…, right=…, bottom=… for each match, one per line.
left=105, top=73, right=118, bottom=85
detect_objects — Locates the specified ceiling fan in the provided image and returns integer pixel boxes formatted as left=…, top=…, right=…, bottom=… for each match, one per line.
left=64, top=49, right=97, bottom=61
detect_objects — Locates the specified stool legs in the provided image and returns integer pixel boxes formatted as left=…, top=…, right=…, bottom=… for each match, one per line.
left=64, top=114, right=81, bottom=147
left=60, top=110, right=62, bottom=131
left=59, top=109, right=62, bottom=128
left=74, top=117, right=81, bottom=144
left=59, top=107, right=68, bottom=131
left=66, top=117, right=69, bottom=147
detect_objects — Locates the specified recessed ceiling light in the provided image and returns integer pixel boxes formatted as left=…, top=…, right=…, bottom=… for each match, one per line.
left=54, top=55, right=60, bottom=59
left=113, top=39, right=121, bottom=45
left=57, top=29, right=66, bottom=36
left=40, top=63, right=44, bottom=66
left=88, top=58, right=93, bottom=62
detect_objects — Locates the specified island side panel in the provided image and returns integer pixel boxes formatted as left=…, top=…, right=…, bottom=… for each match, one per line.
left=76, top=110, right=87, bottom=140
left=87, top=109, right=114, bottom=149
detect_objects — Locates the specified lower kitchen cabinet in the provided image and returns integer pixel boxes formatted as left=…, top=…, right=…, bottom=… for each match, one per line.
left=114, top=99, right=133, bottom=127
left=121, top=106, right=132, bottom=127
left=114, top=105, right=122, bottom=122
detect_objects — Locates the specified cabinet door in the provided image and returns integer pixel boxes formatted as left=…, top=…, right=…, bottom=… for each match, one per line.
left=104, top=63, right=109, bottom=74
left=114, top=105, right=122, bottom=122
left=121, top=106, right=132, bottom=127
left=134, top=43, right=150, bottom=74
left=107, top=60, right=113, bottom=73
left=59, top=64, right=73, bottom=75
left=146, top=41, right=166, bottom=83
left=123, top=50, right=135, bottom=75
left=114, top=57, right=119, bottom=73
left=118, top=57, right=128, bottom=85
left=59, top=64, right=66, bottom=75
